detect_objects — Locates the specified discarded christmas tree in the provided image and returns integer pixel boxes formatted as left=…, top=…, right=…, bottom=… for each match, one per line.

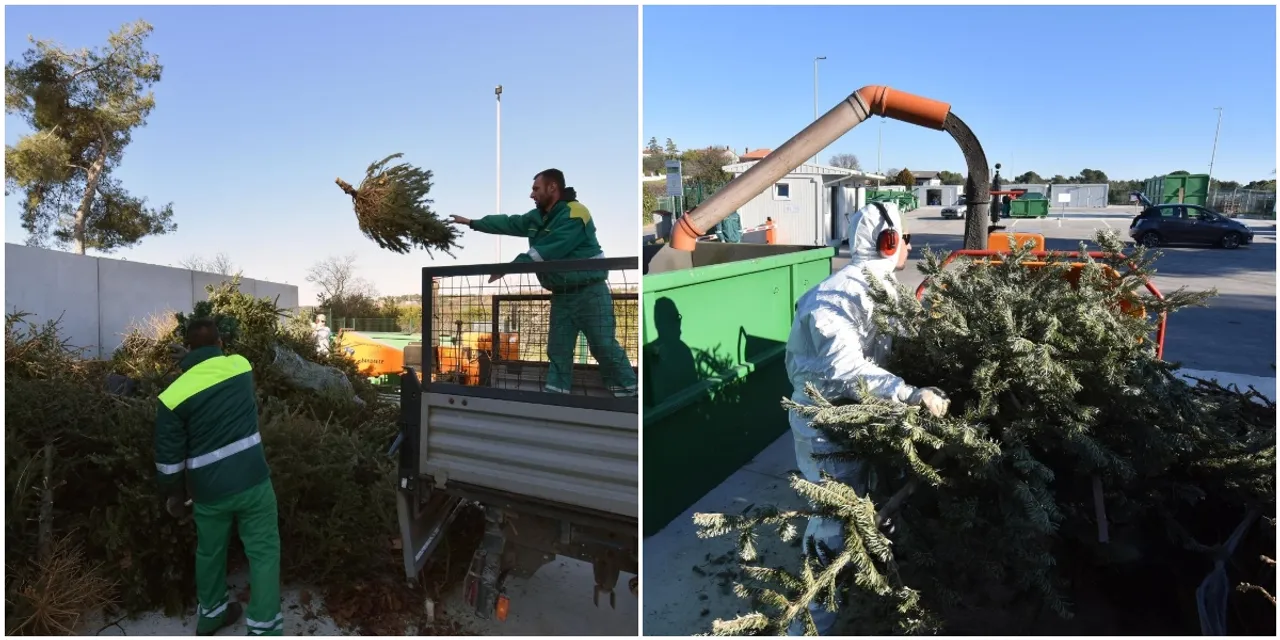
left=695, top=231, right=1276, bottom=635
left=335, top=153, right=460, bottom=256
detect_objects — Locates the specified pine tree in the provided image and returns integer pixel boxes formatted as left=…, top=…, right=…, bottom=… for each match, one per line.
left=335, top=153, right=460, bottom=256
left=696, top=231, right=1275, bottom=635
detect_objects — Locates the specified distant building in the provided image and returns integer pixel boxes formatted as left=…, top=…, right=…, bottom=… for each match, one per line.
left=722, top=160, right=889, bottom=246
left=910, top=170, right=943, bottom=187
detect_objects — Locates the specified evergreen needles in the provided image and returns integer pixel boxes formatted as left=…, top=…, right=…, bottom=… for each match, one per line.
left=335, top=153, right=461, bottom=256
left=696, top=230, right=1275, bottom=635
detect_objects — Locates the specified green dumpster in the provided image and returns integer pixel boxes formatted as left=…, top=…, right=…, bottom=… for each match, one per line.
left=642, top=242, right=834, bottom=536
left=1009, top=195, right=1050, bottom=218
left=1145, top=173, right=1210, bottom=206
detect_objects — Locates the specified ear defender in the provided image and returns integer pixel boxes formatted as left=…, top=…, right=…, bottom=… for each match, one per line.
left=872, top=202, right=900, bottom=258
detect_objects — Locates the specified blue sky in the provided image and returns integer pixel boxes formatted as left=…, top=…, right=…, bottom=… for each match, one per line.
left=5, top=5, right=639, bottom=302
left=644, top=5, right=1276, bottom=183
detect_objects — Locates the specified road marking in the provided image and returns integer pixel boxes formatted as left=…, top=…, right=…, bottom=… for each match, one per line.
left=1100, top=218, right=1111, bottom=228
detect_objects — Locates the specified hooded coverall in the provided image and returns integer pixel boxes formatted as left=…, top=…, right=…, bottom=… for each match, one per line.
left=783, top=202, right=929, bottom=635
left=156, top=346, right=283, bottom=636
left=469, top=189, right=638, bottom=396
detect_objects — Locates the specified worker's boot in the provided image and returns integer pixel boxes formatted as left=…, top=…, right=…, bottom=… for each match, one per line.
left=196, top=601, right=243, bottom=636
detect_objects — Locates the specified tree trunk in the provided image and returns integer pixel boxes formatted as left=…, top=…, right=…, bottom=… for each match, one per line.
left=72, top=136, right=111, bottom=255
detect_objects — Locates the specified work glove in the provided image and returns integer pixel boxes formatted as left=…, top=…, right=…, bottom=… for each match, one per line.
left=168, top=343, right=190, bottom=365
left=164, top=494, right=192, bottom=519
left=907, top=387, right=950, bottom=418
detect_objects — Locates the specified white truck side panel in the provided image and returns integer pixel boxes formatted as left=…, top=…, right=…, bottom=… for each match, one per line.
left=420, top=393, right=637, bottom=518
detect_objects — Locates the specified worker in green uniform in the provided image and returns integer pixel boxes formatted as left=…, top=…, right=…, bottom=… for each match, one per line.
left=712, top=209, right=743, bottom=243
left=450, top=169, right=637, bottom=397
left=156, top=318, right=282, bottom=636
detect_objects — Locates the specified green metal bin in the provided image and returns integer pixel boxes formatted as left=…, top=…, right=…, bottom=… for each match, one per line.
left=1146, top=173, right=1209, bottom=206
left=642, top=243, right=834, bottom=536
left=1008, top=197, right=1050, bottom=218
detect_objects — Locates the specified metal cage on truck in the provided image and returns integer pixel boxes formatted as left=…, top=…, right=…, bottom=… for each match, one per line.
left=394, top=256, right=639, bottom=620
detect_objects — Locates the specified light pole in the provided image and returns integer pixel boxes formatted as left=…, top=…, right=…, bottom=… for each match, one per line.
left=813, top=56, right=825, bottom=164
left=878, top=118, right=884, bottom=177
left=496, top=85, right=503, bottom=261
left=1207, top=107, right=1222, bottom=205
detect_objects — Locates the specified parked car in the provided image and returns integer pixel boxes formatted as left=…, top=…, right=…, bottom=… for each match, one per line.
left=941, top=195, right=967, bottom=219
left=1128, top=204, right=1255, bottom=249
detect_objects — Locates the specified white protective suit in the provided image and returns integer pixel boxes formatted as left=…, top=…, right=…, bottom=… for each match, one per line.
left=313, top=319, right=332, bottom=356
left=783, top=201, right=931, bottom=635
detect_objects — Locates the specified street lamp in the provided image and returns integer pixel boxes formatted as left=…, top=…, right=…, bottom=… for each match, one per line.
left=1208, top=107, right=1223, bottom=205
left=813, top=56, right=826, bottom=164
left=496, top=85, right=503, bottom=261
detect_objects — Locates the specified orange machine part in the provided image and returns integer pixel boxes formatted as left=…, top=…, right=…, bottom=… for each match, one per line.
left=432, top=331, right=520, bottom=386
left=856, top=85, right=951, bottom=131
left=338, top=331, right=407, bottom=377
left=987, top=232, right=1046, bottom=253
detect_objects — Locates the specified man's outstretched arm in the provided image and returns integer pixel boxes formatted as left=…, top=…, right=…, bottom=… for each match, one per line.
left=451, top=212, right=535, bottom=237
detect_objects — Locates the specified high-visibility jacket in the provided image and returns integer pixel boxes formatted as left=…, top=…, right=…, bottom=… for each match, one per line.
left=155, top=346, right=270, bottom=503
left=470, top=192, right=608, bottom=292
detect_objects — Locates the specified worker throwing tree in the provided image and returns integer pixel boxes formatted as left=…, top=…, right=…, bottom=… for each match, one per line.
left=783, top=201, right=949, bottom=636
left=155, top=318, right=283, bottom=636
left=450, top=168, right=637, bottom=397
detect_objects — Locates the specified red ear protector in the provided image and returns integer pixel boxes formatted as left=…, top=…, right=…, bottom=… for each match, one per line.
left=871, top=202, right=903, bottom=258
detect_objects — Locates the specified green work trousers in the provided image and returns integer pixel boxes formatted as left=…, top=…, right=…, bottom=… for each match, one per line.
left=546, top=282, right=637, bottom=395
left=193, top=478, right=283, bottom=636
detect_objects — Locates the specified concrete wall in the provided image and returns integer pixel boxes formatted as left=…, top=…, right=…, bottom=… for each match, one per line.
left=5, top=243, right=300, bottom=359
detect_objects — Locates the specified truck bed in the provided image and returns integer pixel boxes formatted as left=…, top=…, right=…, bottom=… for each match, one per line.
left=419, top=392, right=638, bottom=519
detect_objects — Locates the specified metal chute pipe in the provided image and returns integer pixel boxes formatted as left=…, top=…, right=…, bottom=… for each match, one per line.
left=668, top=85, right=952, bottom=253
left=942, top=112, right=992, bottom=250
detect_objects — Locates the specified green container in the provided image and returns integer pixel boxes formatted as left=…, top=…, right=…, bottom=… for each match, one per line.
left=1146, top=173, right=1209, bottom=206
left=1008, top=197, right=1050, bottom=218
left=642, top=243, right=834, bottom=536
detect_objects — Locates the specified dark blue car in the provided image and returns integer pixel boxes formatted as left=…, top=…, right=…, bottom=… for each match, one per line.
left=1128, top=203, right=1255, bottom=249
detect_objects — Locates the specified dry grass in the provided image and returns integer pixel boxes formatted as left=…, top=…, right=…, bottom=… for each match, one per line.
left=5, top=536, right=118, bottom=636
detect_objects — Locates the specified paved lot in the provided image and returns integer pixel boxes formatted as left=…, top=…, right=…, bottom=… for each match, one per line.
left=835, top=206, right=1277, bottom=377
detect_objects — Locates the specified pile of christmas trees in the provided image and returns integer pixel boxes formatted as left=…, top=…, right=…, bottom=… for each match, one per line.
left=696, top=231, right=1275, bottom=635
left=4, top=279, right=471, bottom=635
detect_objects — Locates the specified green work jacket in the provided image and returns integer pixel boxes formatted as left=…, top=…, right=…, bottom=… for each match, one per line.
left=155, top=346, right=270, bottom=503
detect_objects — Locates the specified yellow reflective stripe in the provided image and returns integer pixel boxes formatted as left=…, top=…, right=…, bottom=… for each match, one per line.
left=567, top=202, right=592, bottom=225
left=158, top=354, right=252, bottom=410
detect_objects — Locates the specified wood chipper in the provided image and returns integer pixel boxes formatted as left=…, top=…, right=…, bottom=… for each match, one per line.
left=647, top=85, right=1000, bottom=276
left=336, top=329, right=414, bottom=378
left=914, top=231, right=1169, bottom=358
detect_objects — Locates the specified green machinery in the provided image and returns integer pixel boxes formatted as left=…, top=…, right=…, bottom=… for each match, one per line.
left=641, top=242, right=834, bottom=536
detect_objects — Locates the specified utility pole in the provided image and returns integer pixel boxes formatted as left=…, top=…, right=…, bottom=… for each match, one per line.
left=1207, top=107, right=1223, bottom=205
left=813, top=56, right=825, bottom=165
left=496, top=85, right=503, bottom=262
left=878, top=118, right=884, bottom=177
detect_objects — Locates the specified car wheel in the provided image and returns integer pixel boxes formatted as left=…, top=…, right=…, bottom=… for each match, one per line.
left=1138, top=232, right=1162, bottom=248
left=1220, top=232, right=1242, bottom=249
